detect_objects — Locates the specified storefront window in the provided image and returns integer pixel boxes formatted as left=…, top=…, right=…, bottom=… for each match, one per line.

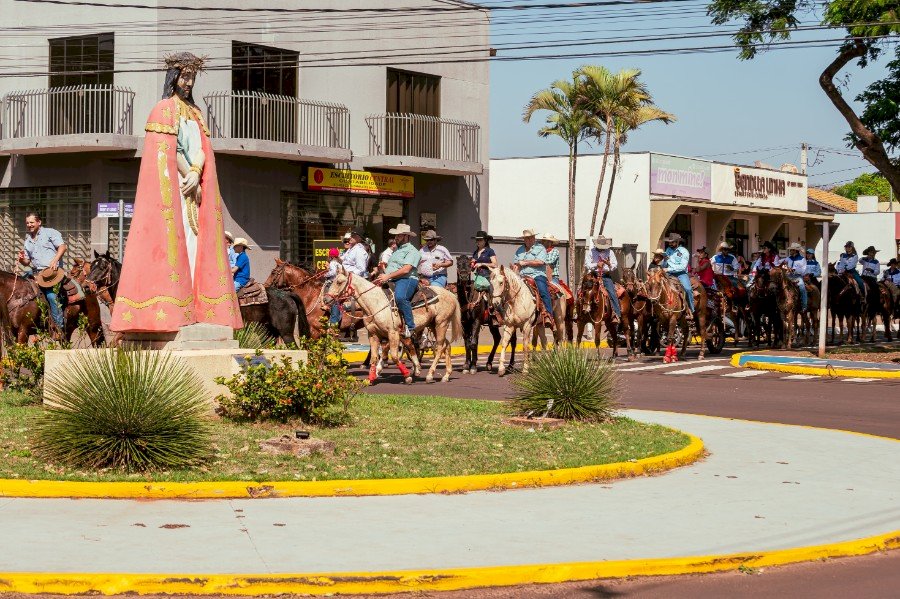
left=280, top=191, right=407, bottom=266
left=725, top=219, right=749, bottom=258
left=773, top=224, right=789, bottom=253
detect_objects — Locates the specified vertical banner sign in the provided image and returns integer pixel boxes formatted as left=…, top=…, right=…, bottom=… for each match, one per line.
left=650, top=154, right=712, bottom=200
left=313, top=239, right=344, bottom=272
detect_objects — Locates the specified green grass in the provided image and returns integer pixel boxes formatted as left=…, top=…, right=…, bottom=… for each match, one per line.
left=0, top=392, right=690, bottom=482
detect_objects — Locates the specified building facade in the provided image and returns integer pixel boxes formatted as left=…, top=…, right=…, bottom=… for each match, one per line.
left=489, top=152, right=832, bottom=282
left=0, top=0, right=490, bottom=277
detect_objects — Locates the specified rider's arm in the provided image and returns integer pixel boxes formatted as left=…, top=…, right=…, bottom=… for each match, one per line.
left=583, top=249, right=596, bottom=271
left=605, top=251, right=618, bottom=273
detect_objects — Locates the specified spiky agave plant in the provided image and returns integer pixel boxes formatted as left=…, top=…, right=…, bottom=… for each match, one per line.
left=234, top=322, right=276, bottom=349
left=508, top=345, right=621, bottom=421
left=34, top=349, right=211, bottom=471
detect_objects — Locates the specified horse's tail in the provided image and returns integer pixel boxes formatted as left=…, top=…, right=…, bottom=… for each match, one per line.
left=0, top=296, right=12, bottom=355
left=449, top=292, right=464, bottom=343
left=287, top=291, right=311, bottom=339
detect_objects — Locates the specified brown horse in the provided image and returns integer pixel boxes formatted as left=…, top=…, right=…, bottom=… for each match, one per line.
left=769, top=267, right=800, bottom=349
left=575, top=271, right=632, bottom=360
left=644, top=269, right=709, bottom=360
left=828, top=269, right=861, bottom=345
left=860, top=277, right=894, bottom=343
left=622, top=267, right=654, bottom=355
left=713, top=274, right=748, bottom=342
left=797, top=281, right=821, bottom=347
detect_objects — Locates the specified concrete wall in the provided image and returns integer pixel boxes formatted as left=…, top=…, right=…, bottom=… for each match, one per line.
left=816, top=212, right=900, bottom=267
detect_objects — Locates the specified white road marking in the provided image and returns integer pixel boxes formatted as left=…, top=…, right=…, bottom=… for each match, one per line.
left=839, top=377, right=879, bottom=382
left=665, top=365, right=733, bottom=375
left=782, top=374, right=820, bottom=380
left=721, top=370, right=768, bottom=378
left=616, top=359, right=727, bottom=372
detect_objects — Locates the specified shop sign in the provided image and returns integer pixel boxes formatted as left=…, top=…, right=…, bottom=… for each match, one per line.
left=711, top=163, right=807, bottom=210
left=97, top=202, right=134, bottom=218
left=312, top=239, right=344, bottom=271
left=307, top=167, right=414, bottom=198
left=650, top=154, right=712, bottom=200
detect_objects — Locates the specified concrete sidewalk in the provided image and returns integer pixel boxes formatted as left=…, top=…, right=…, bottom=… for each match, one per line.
left=0, top=411, right=897, bottom=576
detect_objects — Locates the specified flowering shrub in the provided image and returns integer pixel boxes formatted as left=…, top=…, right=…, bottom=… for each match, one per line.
left=215, top=332, right=363, bottom=425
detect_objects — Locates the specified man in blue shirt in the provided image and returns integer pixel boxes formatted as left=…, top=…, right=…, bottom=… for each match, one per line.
left=784, top=243, right=808, bottom=312
left=225, top=230, right=237, bottom=270
left=514, top=228, right=555, bottom=329
left=374, top=223, right=420, bottom=338
left=18, top=211, right=67, bottom=331
left=232, top=237, right=251, bottom=292
left=712, top=242, right=740, bottom=286
left=663, top=232, right=694, bottom=319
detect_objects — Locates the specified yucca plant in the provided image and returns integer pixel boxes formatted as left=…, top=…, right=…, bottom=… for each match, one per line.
left=508, top=345, right=621, bottom=421
left=235, top=322, right=276, bottom=349
left=34, top=349, right=211, bottom=471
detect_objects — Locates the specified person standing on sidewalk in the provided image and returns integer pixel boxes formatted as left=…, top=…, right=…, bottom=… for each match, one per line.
left=374, top=224, right=420, bottom=338
left=18, top=211, right=67, bottom=334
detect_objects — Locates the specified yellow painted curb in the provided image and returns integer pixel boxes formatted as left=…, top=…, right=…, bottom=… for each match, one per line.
left=0, top=434, right=703, bottom=500
left=0, top=530, right=896, bottom=596
left=743, top=361, right=900, bottom=379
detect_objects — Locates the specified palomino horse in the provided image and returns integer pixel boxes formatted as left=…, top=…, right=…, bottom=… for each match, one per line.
left=487, top=266, right=565, bottom=376
left=622, top=267, right=655, bottom=355
left=644, top=268, right=709, bottom=360
left=860, top=277, right=894, bottom=343
left=575, top=270, right=633, bottom=360
left=455, top=256, right=516, bottom=373
left=828, top=270, right=861, bottom=345
left=324, top=266, right=462, bottom=384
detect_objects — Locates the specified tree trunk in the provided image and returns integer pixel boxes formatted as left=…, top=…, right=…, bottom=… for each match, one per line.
left=819, top=41, right=900, bottom=198
left=588, top=115, right=614, bottom=237
left=598, top=136, right=622, bottom=236
left=568, top=142, right=578, bottom=289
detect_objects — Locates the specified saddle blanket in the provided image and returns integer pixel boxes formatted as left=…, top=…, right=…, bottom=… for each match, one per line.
left=237, top=280, right=268, bottom=306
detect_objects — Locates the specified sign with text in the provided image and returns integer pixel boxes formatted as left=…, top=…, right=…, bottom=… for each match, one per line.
left=312, top=239, right=344, bottom=272
left=307, top=167, right=414, bottom=198
left=650, top=154, right=712, bottom=200
left=97, top=202, right=134, bottom=218
left=711, top=163, right=807, bottom=211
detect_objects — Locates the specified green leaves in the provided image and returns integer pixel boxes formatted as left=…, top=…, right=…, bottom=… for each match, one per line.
left=234, top=322, right=276, bottom=349
left=508, top=345, right=621, bottom=422
left=34, top=350, right=211, bottom=471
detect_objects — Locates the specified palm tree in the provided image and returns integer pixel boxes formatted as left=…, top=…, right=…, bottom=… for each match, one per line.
left=577, top=66, right=652, bottom=238
left=598, top=105, right=676, bottom=235
left=523, top=74, right=598, bottom=286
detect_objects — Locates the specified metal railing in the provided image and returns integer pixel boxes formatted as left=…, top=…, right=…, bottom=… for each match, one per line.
left=365, top=113, right=480, bottom=163
left=0, top=85, right=135, bottom=140
left=203, top=90, right=350, bottom=149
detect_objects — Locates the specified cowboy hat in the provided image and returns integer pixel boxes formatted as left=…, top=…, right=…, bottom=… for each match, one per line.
left=36, top=267, right=65, bottom=288
left=664, top=233, right=683, bottom=243
left=472, top=230, right=493, bottom=241
left=224, top=230, right=235, bottom=242
left=844, top=240, right=855, bottom=248
left=888, top=258, right=898, bottom=266
left=593, top=235, right=612, bottom=250
left=652, top=248, right=667, bottom=256
left=539, top=233, right=559, bottom=244
left=761, top=241, right=776, bottom=251
left=717, top=241, right=731, bottom=250
left=806, top=248, right=816, bottom=254
left=521, top=228, right=537, bottom=238
left=232, top=237, right=252, bottom=249
left=862, top=245, right=879, bottom=254
left=421, top=230, right=442, bottom=241
left=388, top=223, right=413, bottom=236
left=788, top=242, right=804, bottom=252
left=695, top=246, right=708, bottom=255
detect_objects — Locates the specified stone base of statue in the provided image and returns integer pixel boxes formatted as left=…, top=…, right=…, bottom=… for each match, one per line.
left=119, top=323, right=239, bottom=350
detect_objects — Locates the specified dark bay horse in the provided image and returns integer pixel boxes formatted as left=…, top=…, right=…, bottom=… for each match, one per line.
left=622, top=267, right=654, bottom=355
left=747, top=270, right=778, bottom=347
left=455, top=256, right=515, bottom=373
left=828, top=270, right=861, bottom=345
left=860, top=277, right=894, bottom=343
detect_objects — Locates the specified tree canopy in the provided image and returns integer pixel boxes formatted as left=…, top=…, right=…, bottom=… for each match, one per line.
left=832, top=171, right=893, bottom=202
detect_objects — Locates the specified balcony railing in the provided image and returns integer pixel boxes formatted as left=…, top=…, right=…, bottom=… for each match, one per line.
left=0, top=85, right=135, bottom=140
left=204, top=90, right=350, bottom=150
left=365, top=113, right=480, bottom=163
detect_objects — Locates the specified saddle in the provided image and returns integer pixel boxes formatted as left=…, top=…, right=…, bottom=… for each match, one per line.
left=236, top=279, right=268, bottom=306
left=383, top=281, right=440, bottom=310
left=522, top=277, right=558, bottom=328
left=549, top=280, right=576, bottom=304
left=63, top=278, right=86, bottom=303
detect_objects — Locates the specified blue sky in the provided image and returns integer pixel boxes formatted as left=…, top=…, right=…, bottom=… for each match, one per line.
left=485, top=1, right=890, bottom=190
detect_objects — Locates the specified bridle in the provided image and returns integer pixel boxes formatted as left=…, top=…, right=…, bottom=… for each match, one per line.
left=270, top=262, right=327, bottom=292
left=325, top=271, right=393, bottom=321
left=85, top=258, right=120, bottom=306
left=646, top=269, right=685, bottom=314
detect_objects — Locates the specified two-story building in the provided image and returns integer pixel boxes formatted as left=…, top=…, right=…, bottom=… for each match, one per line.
left=0, top=0, right=489, bottom=276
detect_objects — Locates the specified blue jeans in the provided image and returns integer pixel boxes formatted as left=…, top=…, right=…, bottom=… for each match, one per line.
left=42, top=287, right=65, bottom=329
left=429, top=274, right=447, bottom=288
left=329, top=303, right=341, bottom=325
left=601, top=275, right=621, bottom=317
left=670, top=271, right=695, bottom=312
left=234, top=280, right=247, bottom=292
left=849, top=270, right=866, bottom=298
left=532, top=276, right=553, bottom=315
left=790, top=276, right=808, bottom=311
left=394, top=277, right=418, bottom=330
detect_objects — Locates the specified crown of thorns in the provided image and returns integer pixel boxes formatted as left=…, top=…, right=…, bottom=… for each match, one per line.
left=164, top=52, right=207, bottom=72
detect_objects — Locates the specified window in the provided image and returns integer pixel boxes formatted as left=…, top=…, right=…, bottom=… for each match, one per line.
left=386, top=69, right=440, bottom=116
left=280, top=191, right=406, bottom=266
left=230, top=42, right=299, bottom=142
left=773, top=223, right=789, bottom=253
left=48, top=33, right=115, bottom=134
left=107, top=183, right=135, bottom=258
left=0, top=185, right=92, bottom=269
left=386, top=69, right=441, bottom=157
left=725, top=219, right=749, bottom=258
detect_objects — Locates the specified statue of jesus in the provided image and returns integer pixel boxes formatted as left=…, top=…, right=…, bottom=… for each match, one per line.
left=111, top=52, right=242, bottom=333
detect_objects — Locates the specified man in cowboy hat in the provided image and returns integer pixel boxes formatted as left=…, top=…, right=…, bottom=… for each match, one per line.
left=860, top=245, right=881, bottom=279
left=836, top=241, right=866, bottom=303
left=224, top=230, right=237, bottom=272
left=419, top=229, right=453, bottom=288
left=374, top=223, right=420, bottom=337
left=231, top=237, right=252, bottom=292
left=341, top=229, right=370, bottom=279
left=514, top=229, right=555, bottom=328
left=584, top=235, right=621, bottom=322
left=663, top=232, right=694, bottom=319
left=648, top=248, right=667, bottom=272
left=882, top=258, right=900, bottom=308
left=749, top=241, right=779, bottom=282
left=712, top=241, right=740, bottom=286
left=784, top=242, right=808, bottom=312
left=18, top=211, right=67, bottom=332
left=538, top=233, right=562, bottom=284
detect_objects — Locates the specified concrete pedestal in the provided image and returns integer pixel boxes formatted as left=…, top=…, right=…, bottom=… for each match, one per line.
left=119, top=323, right=239, bottom=350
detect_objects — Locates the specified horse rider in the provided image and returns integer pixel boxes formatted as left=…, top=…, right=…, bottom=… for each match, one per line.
left=804, top=248, right=822, bottom=289
left=18, top=211, right=67, bottom=334
left=836, top=241, right=866, bottom=305
left=325, top=247, right=343, bottom=325
left=513, top=228, right=555, bottom=330
left=373, top=223, right=420, bottom=338
left=232, top=237, right=252, bottom=293
left=342, top=229, right=370, bottom=280
left=470, top=230, right=497, bottom=293
left=882, top=258, right=900, bottom=307
left=712, top=241, right=740, bottom=286
left=648, top=248, right=666, bottom=272
left=539, top=233, right=562, bottom=285
left=695, top=246, right=715, bottom=290
left=784, top=242, right=808, bottom=313
left=749, top=241, right=779, bottom=283
left=225, top=230, right=237, bottom=271
left=375, top=237, right=398, bottom=276
left=419, top=230, right=453, bottom=288
left=584, top=235, right=621, bottom=323
left=860, top=245, right=881, bottom=280
left=663, top=233, right=694, bottom=320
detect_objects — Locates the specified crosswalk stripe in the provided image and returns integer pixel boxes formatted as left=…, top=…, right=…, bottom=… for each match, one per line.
left=721, top=370, right=768, bottom=378
left=782, top=374, right=820, bottom=380
left=839, top=377, right=879, bottom=382
left=665, top=365, right=733, bottom=375
left=615, top=359, right=727, bottom=372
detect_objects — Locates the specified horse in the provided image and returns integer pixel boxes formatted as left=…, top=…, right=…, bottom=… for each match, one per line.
left=324, top=266, right=462, bottom=384
left=713, top=274, right=748, bottom=342
left=574, top=270, right=633, bottom=361
left=860, top=277, right=894, bottom=343
left=769, top=267, right=801, bottom=349
left=644, top=268, right=709, bottom=360
left=746, top=270, right=777, bottom=347
left=622, top=267, right=655, bottom=355
left=455, top=256, right=516, bottom=374
left=797, top=280, right=821, bottom=347
left=828, top=269, right=861, bottom=345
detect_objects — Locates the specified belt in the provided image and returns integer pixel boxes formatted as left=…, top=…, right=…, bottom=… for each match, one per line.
left=668, top=270, right=686, bottom=276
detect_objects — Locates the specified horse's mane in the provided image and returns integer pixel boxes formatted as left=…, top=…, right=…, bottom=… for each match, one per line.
left=501, top=267, right=526, bottom=295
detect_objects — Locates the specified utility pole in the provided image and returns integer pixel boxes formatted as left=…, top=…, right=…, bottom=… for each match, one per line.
left=800, top=142, right=808, bottom=175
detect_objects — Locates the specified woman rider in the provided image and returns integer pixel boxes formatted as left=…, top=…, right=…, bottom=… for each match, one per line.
left=470, top=230, right=497, bottom=292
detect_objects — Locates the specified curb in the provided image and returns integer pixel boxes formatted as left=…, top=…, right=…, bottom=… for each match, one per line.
left=731, top=351, right=900, bottom=379
left=0, top=434, right=703, bottom=500
left=1, top=530, right=897, bottom=596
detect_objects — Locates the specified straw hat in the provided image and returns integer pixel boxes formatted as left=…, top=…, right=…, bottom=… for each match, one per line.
left=224, top=230, right=235, bottom=242
left=539, top=233, right=559, bottom=244
left=36, top=267, right=65, bottom=288
left=232, top=237, right=251, bottom=249
left=664, top=232, right=683, bottom=244
left=388, top=223, right=413, bottom=236
left=717, top=241, right=731, bottom=251
left=788, top=242, right=804, bottom=252
left=652, top=248, right=667, bottom=257
left=593, top=235, right=612, bottom=250
left=521, top=229, right=537, bottom=238
left=421, top=230, right=442, bottom=241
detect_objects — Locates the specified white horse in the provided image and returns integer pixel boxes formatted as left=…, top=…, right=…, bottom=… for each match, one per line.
left=488, top=266, right=565, bottom=376
left=325, top=267, right=462, bottom=384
